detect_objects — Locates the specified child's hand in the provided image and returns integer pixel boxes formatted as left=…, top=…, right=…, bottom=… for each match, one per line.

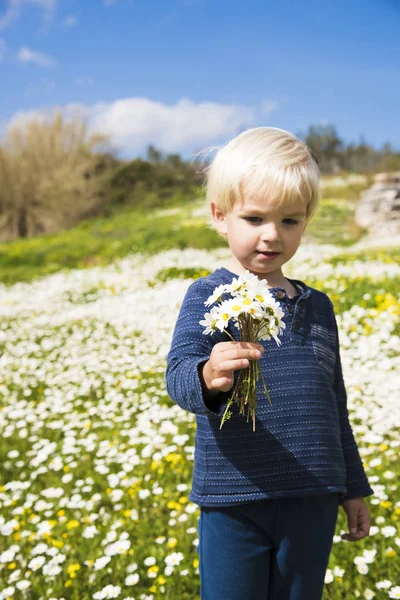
left=201, top=341, right=264, bottom=394
left=340, top=497, right=370, bottom=542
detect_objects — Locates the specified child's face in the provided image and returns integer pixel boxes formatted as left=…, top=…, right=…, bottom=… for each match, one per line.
left=211, top=187, right=308, bottom=283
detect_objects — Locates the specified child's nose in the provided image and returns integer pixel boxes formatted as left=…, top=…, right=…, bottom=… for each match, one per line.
left=260, top=222, right=280, bottom=241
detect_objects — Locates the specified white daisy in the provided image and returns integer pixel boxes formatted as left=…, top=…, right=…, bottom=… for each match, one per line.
left=204, top=284, right=229, bottom=306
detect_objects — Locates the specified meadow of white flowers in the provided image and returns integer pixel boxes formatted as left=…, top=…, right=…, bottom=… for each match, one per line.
left=0, top=240, right=399, bottom=599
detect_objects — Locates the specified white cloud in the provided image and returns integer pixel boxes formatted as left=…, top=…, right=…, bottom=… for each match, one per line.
left=0, top=38, right=5, bottom=62
left=0, top=0, right=56, bottom=31
left=63, top=14, right=78, bottom=28
left=5, top=104, right=85, bottom=130
left=88, top=97, right=258, bottom=154
left=17, top=45, right=56, bottom=68
left=4, top=97, right=279, bottom=156
left=104, top=0, right=118, bottom=6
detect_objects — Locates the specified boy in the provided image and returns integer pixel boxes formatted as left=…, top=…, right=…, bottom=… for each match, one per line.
left=166, top=127, right=373, bottom=599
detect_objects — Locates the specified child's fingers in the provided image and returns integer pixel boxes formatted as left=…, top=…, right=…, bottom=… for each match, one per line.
left=209, top=343, right=264, bottom=392
left=341, top=522, right=370, bottom=541
left=341, top=531, right=367, bottom=542
left=356, top=519, right=370, bottom=538
left=221, top=348, right=263, bottom=361
left=211, top=376, right=234, bottom=391
left=216, top=358, right=250, bottom=373
left=219, top=341, right=264, bottom=353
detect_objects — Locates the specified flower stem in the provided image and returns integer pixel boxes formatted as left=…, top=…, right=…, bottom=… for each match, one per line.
left=224, top=329, right=236, bottom=342
left=219, top=314, right=273, bottom=431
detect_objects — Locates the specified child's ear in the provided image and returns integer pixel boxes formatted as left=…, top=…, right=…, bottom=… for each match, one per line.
left=210, top=202, right=228, bottom=236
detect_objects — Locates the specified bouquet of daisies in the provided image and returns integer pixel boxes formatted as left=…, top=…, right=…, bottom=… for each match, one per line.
left=200, top=271, right=286, bottom=431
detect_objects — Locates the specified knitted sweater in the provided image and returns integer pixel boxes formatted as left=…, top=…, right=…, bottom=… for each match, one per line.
left=165, top=267, right=374, bottom=507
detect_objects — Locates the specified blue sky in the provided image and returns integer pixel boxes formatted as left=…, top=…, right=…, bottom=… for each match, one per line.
left=1, top=0, right=400, bottom=158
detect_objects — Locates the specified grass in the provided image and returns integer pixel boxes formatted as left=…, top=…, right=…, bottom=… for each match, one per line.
left=328, top=247, right=400, bottom=266
left=0, top=182, right=399, bottom=598
left=0, top=243, right=399, bottom=599
left=305, top=198, right=367, bottom=246
left=0, top=199, right=223, bottom=286
left=0, top=190, right=370, bottom=287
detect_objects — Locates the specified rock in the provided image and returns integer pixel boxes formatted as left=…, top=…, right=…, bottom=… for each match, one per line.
left=355, top=172, right=400, bottom=234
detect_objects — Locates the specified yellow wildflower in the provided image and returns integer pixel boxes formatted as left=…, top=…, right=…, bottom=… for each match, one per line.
left=67, top=563, right=81, bottom=575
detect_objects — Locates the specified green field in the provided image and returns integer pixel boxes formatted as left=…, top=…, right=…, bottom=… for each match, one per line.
left=0, top=191, right=399, bottom=599
left=0, top=191, right=368, bottom=286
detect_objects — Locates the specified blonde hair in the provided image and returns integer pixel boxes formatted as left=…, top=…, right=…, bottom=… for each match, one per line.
left=205, top=127, right=320, bottom=221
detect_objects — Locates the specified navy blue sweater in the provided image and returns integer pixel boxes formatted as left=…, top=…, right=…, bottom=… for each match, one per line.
left=165, top=267, right=374, bottom=507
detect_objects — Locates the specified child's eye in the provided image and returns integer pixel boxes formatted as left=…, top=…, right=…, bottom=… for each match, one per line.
left=282, top=218, right=299, bottom=225
left=243, top=217, right=262, bottom=223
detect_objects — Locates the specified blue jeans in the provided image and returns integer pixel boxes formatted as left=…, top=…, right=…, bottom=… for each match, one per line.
left=197, top=494, right=339, bottom=600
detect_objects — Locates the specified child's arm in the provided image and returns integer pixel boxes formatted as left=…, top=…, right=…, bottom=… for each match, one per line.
left=165, top=278, right=262, bottom=417
left=330, top=303, right=374, bottom=505
left=165, top=278, right=231, bottom=417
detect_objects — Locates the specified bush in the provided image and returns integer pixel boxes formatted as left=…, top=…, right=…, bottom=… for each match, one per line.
left=0, top=111, right=107, bottom=241
left=98, top=158, right=200, bottom=213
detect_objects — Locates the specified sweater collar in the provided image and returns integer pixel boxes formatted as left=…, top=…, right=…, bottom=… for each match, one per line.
left=215, top=267, right=312, bottom=302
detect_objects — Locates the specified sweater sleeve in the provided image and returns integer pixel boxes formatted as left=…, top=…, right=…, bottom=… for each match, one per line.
left=165, top=278, right=232, bottom=417
left=329, top=302, right=374, bottom=505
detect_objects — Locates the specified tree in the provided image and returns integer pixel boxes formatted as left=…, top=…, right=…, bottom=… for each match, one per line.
left=0, top=111, right=107, bottom=240
left=303, top=124, right=343, bottom=174
left=146, top=145, right=163, bottom=163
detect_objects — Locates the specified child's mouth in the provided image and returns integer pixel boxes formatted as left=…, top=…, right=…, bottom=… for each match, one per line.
left=256, top=251, right=281, bottom=260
